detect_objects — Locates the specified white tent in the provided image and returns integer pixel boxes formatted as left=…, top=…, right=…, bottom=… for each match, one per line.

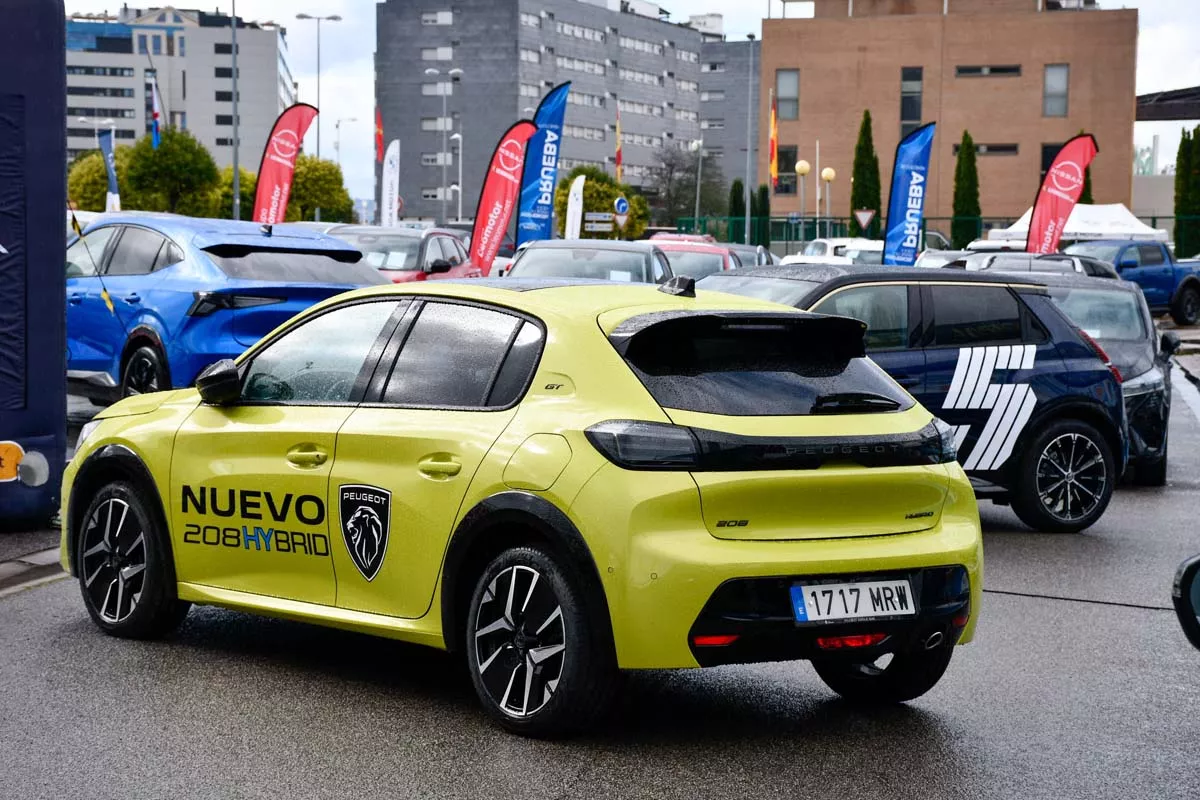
left=987, top=203, right=1168, bottom=243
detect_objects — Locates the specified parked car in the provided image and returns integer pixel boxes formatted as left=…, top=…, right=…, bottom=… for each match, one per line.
left=726, top=243, right=779, bottom=266
left=699, top=265, right=1128, bottom=532
left=781, top=238, right=881, bottom=265
left=66, top=214, right=386, bottom=404
left=63, top=279, right=981, bottom=737
left=965, top=239, right=1024, bottom=252
left=947, top=252, right=1121, bottom=279
left=1173, top=554, right=1200, bottom=651
left=648, top=231, right=716, bottom=243
left=915, top=249, right=974, bottom=269
left=1063, top=240, right=1200, bottom=324
left=653, top=241, right=738, bottom=278
left=443, top=220, right=516, bottom=259
left=1024, top=273, right=1179, bottom=485
left=322, top=225, right=481, bottom=283
left=504, top=240, right=671, bottom=282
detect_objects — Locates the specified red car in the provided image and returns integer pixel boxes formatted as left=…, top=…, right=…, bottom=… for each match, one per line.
left=324, top=225, right=482, bottom=283
left=654, top=241, right=739, bottom=279
left=649, top=231, right=717, bottom=244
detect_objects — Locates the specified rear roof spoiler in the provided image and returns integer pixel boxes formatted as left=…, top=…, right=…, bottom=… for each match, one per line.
left=608, top=311, right=867, bottom=361
left=201, top=243, right=361, bottom=263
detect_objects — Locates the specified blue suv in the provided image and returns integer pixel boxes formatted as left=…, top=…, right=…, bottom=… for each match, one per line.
left=66, top=214, right=386, bottom=403
left=700, top=265, right=1128, bottom=533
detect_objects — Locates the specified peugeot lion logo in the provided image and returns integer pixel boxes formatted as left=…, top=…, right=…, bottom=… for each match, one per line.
left=339, top=484, right=392, bottom=581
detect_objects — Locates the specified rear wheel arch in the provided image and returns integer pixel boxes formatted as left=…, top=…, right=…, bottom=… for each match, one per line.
left=1012, top=403, right=1122, bottom=472
left=441, top=492, right=613, bottom=656
left=120, top=327, right=172, bottom=382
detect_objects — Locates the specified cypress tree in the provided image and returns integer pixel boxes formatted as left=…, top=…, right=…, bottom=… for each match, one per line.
left=757, top=183, right=771, bottom=245
left=1176, top=129, right=1194, bottom=257
left=850, top=110, right=882, bottom=238
left=952, top=130, right=981, bottom=248
left=729, top=178, right=746, bottom=222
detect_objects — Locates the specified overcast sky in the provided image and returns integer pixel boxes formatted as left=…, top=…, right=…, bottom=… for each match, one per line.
left=66, top=0, right=1200, bottom=200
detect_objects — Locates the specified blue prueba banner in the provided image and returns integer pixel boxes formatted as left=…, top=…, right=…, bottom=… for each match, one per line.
left=883, top=122, right=936, bottom=266
left=516, top=82, right=570, bottom=247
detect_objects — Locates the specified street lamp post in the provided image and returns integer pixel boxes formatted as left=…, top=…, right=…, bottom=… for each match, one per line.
left=296, top=12, right=342, bottom=221
left=425, top=67, right=462, bottom=223
left=334, top=117, right=357, bottom=169
left=77, top=116, right=115, bottom=150
left=449, top=131, right=464, bottom=221
left=821, top=167, right=836, bottom=238
left=744, top=33, right=756, bottom=245
left=795, top=159, right=811, bottom=245
left=231, top=0, right=240, bottom=219
left=692, top=139, right=705, bottom=225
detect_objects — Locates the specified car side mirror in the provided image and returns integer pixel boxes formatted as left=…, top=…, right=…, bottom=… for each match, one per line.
left=1172, top=554, right=1200, bottom=651
left=195, top=359, right=241, bottom=405
left=428, top=258, right=453, bottom=274
left=1161, top=330, right=1182, bottom=356
left=1119, top=258, right=1138, bottom=270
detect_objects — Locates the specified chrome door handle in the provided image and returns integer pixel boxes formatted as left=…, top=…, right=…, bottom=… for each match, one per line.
left=418, top=456, right=462, bottom=477
left=286, top=446, right=328, bottom=467
left=123, top=293, right=141, bottom=304
left=68, top=293, right=84, bottom=305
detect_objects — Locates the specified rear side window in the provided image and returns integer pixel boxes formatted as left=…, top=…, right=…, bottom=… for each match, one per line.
left=1138, top=245, right=1165, bottom=266
left=66, top=227, right=118, bottom=278
left=107, top=227, right=167, bottom=276
left=381, top=302, right=542, bottom=408
left=930, top=285, right=1022, bottom=346
left=812, top=285, right=909, bottom=350
left=618, top=315, right=913, bottom=417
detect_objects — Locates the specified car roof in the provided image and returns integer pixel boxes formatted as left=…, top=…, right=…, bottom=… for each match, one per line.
left=652, top=241, right=732, bottom=254
left=323, top=224, right=463, bottom=239
left=84, top=214, right=358, bottom=253
left=997, top=271, right=1142, bottom=293
left=717, top=263, right=1043, bottom=287
left=523, top=239, right=657, bottom=252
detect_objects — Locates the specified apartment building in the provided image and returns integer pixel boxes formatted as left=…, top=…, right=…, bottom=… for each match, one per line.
left=694, top=15, right=760, bottom=192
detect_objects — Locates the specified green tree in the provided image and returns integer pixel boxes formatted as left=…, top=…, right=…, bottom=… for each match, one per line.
left=218, top=166, right=257, bottom=220
left=124, top=128, right=220, bottom=216
left=649, top=144, right=726, bottom=228
left=289, top=154, right=355, bottom=223
left=755, top=184, right=771, bottom=246
left=67, top=147, right=137, bottom=212
left=553, top=165, right=649, bottom=240
left=1177, top=127, right=1199, bottom=258
left=729, top=178, right=746, bottom=222
left=951, top=130, right=981, bottom=248
left=849, top=110, right=883, bottom=238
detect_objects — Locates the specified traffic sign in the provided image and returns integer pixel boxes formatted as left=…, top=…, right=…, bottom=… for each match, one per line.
left=584, top=221, right=614, bottom=232
left=787, top=212, right=801, bottom=224
left=585, top=212, right=614, bottom=222
left=854, top=209, right=876, bottom=230
left=614, top=196, right=630, bottom=215
left=615, top=213, right=629, bottom=229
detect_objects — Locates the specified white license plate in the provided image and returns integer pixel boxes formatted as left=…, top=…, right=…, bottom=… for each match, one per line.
left=790, top=579, right=917, bottom=623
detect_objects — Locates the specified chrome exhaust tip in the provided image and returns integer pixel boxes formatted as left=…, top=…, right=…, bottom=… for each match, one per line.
left=923, top=631, right=944, bottom=650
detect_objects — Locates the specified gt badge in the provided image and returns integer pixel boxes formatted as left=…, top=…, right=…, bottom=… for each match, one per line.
left=339, top=484, right=391, bottom=581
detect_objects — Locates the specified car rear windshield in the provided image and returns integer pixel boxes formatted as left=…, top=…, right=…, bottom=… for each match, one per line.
left=205, top=248, right=388, bottom=285
left=696, top=275, right=819, bottom=307
left=510, top=248, right=650, bottom=282
left=1063, top=242, right=1123, bottom=264
left=665, top=251, right=725, bottom=279
left=335, top=234, right=422, bottom=272
left=617, top=314, right=913, bottom=416
left=1048, top=286, right=1146, bottom=341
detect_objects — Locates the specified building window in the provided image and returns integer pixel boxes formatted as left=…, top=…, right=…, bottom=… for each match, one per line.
left=520, top=12, right=541, bottom=28
left=701, top=62, right=725, bottom=73
left=556, top=55, right=605, bottom=76
left=152, top=35, right=162, bottom=56
left=618, top=99, right=663, bottom=117
left=67, top=87, right=136, bottom=97
left=900, top=66, right=922, bottom=138
left=137, top=34, right=147, bottom=54
left=215, top=90, right=239, bottom=102
left=699, top=147, right=722, bottom=160
left=172, top=111, right=187, bottom=130
left=953, top=143, right=1020, bottom=156
left=520, top=48, right=541, bottom=64
left=519, top=83, right=540, bottom=98
left=675, top=108, right=698, bottom=122
left=1040, top=143, right=1064, bottom=181
left=700, top=119, right=724, bottom=130
left=422, top=81, right=452, bottom=96
left=556, top=21, right=604, bottom=42
left=421, top=187, right=445, bottom=200
left=67, top=127, right=137, bottom=140
left=421, top=152, right=453, bottom=166
left=621, top=131, right=661, bottom=148
left=1043, top=64, right=1069, bottom=117
left=776, top=69, right=799, bottom=120
left=421, top=46, right=453, bottom=61
left=619, top=67, right=659, bottom=86
left=215, top=42, right=236, bottom=54
left=215, top=137, right=240, bottom=147
left=776, top=145, right=798, bottom=195
left=619, top=35, right=662, bottom=55
left=567, top=91, right=606, bottom=108
left=563, top=124, right=605, bottom=142
left=676, top=79, right=698, bottom=93
left=215, top=115, right=237, bottom=126
left=421, top=10, right=453, bottom=25
left=68, top=107, right=138, bottom=119
left=215, top=67, right=237, bottom=78
left=67, top=66, right=136, bottom=77
left=178, top=36, right=185, bottom=57
left=956, top=65, right=1021, bottom=78
left=421, top=117, right=452, bottom=131
left=677, top=48, right=698, bottom=63
left=700, top=90, right=724, bottom=102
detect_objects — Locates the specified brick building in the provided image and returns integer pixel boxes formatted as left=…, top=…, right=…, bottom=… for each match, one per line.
left=759, top=0, right=1137, bottom=222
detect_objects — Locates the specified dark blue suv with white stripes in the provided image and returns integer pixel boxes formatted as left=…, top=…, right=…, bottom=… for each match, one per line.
left=699, top=265, right=1128, bottom=533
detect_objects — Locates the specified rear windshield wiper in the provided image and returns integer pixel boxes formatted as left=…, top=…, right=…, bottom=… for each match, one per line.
left=811, top=392, right=902, bottom=414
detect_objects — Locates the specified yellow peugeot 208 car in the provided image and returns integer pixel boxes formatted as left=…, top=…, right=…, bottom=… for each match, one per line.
left=62, top=277, right=982, bottom=737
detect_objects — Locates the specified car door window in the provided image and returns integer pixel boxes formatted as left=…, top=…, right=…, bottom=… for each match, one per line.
left=65, top=227, right=117, bottom=277
left=421, top=238, right=443, bottom=269
left=105, top=227, right=167, bottom=276
left=1138, top=245, right=1165, bottom=266
left=653, top=253, right=669, bottom=281
left=436, top=237, right=462, bottom=266
left=452, top=237, right=471, bottom=264
left=241, top=300, right=400, bottom=404
left=804, top=242, right=827, bottom=256
left=380, top=302, right=541, bottom=408
left=1120, top=247, right=1143, bottom=268
left=153, top=240, right=185, bottom=271
left=812, top=284, right=910, bottom=351
left=930, top=286, right=1022, bottom=346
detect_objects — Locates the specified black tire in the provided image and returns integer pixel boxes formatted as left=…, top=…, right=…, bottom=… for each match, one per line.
left=1171, top=286, right=1200, bottom=326
left=75, top=480, right=189, bottom=639
left=465, top=544, right=617, bottom=738
left=121, top=344, right=170, bottom=398
left=1011, top=418, right=1115, bottom=533
left=812, top=643, right=954, bottom=704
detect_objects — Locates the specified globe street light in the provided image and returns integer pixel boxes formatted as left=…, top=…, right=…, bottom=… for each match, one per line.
left=296, top=13, right=341, bottom=221
left=821, top=166, right=837, bottom=237
left=795, top=159, right=811, bottom=243
left=449, top=131, right=464, bottom=221
left=77, top=116, right=116, bottom=149
left=425, top=66, right=463, bottom=223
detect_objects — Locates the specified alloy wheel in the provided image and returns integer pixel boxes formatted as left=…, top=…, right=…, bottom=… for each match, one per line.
left=474, top=565, right=566, bottom=718
left=124, top=353, right=159, bottom=396
left=80, top=498, right=147, bottom=624
left=1035, top=433, right=1107, bottom=523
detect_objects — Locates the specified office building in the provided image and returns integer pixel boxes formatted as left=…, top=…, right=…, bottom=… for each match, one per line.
left=375, top=0, right=704, bottom=222
left=66, top=6, right=297, bottom=171
left=759, top=0, right=1136, bottom=220
left=694, top=15, right=760, bottom=192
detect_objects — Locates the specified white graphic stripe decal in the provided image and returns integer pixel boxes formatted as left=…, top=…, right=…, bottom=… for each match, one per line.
left=987, top=386, right=1038, bottom=471
left=955, top=348, right=984, bottom=411
left=952, top=425, right=971, bottom=453
left=942, top=345, right=1039, bottom=472
left=967, top=347, right=999, bottom=409
left=974, top=384, right=1023, bottom=471
left=1022, top=343, right=1036, bottom=370
left=963, top=383, right=1016, bottom=471
left=943, top=349, right=973, bottom=409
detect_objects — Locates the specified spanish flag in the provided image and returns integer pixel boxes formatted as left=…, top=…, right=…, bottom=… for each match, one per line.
left=375, top=106, right=384, bottom=164
left=615, top=107, right=623, bottom=183
left=769, top=88, right=779, bottom=189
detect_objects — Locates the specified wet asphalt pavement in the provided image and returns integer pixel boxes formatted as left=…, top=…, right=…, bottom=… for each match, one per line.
left=2, top=383, right=1199, bottom=799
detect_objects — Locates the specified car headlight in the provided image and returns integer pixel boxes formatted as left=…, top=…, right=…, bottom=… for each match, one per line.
left=75, top=419, right=103, bottom=452
left=1122, top=366, right=1165, bottom=398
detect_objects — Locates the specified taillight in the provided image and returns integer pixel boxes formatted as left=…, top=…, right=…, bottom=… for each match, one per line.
left=584, top=421, right=700, bottom=469
left=1076, top=330, right=1123, bottom=384
left=815, top=633, right=887, bottom=650
left=187, top=292, right=284, bottom=317
left=692, top=634, right=739, bottom=647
